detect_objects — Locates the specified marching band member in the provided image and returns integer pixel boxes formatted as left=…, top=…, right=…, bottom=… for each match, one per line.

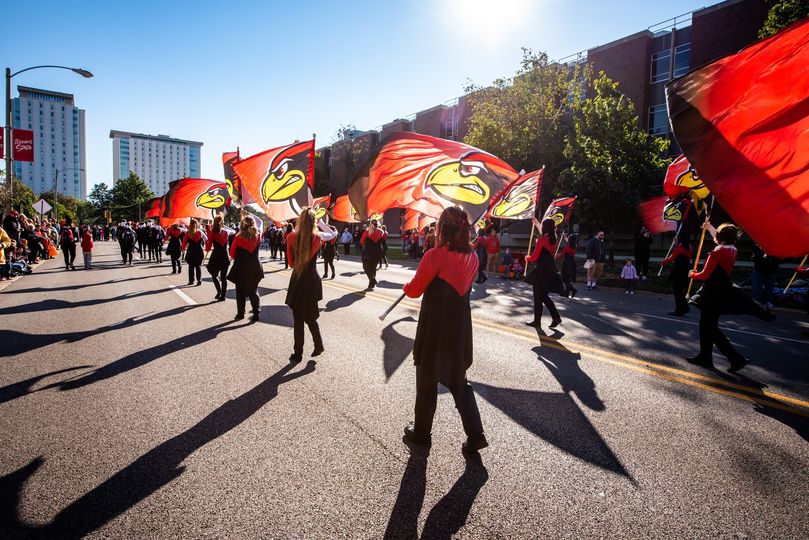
left=205, top=215, right=232, bottom=301
left=181, top=219, right=206, bottom=286
left=228, top=216, right=264, bottom=321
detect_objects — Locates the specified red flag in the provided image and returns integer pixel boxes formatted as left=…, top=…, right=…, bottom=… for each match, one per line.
left=232, top=140, right=315, bottom=221
left=418, top=213, right=436, bottom=232
left=402, top=209, right=419, bottom=232
left=638, top=196, right=677, bottom=234
left=312, top=195, right=331, bottom=221
left=663, top=155, right=710, bottom=201
left=160, top=217, right=189, bottom=228
left=223, top=150, right=253, bottom=205
left=489, top=167, right=544, bottom=220
left=542, top=197, right=577, bottom=228
left=667, top=18, right=809, bottom=258
left=12, top=129, right=34, bottom=162
left=331, top=195, right=359, bottom=223
left=144, top=197, right=163, bottom=218
left=349, top=132, right=518, bottom=222
left=162, top=178, right=231, bottom=219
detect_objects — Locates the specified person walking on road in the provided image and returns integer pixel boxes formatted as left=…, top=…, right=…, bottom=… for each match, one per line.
left=687, top=223, right=775, bottom=372
left=118, top=222, right=136, bottom=266
left=166, top=224, right=185, bottom=274
left=150, top=224, right=165, bottom=264
left=360, top=219, right=386, bottom=291
left=585, top=231, right=606, bottom=290
left=60, top=217, right=79, bottom=271
left=471, top=230, right=488, bottom=284
left=321, top=225, right=337, bottom=279
left=80, top=226, right=94, bottom=270
left=401, top=206, right=488, bottom=454
left=378, top=225, right=389, bottom=269
left=227, top=216, right=264, bottom=322
left=285, top=208, right=337, bottom=362
left=557, top=233, right=578, bottom=298
left=206, top=215, right=231, bottom=301
left=525, top=218, right=564, bottom=328
left=660, top=233, right=692, bottom=316
left=340, top=227, right=352, bottom=256
left=182, top=219, right=206, bottom=286
left=634, top=226, right=653, bottom=280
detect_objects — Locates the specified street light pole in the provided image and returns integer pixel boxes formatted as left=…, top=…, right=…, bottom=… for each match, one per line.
left=4, top=65, right=93, bottom=201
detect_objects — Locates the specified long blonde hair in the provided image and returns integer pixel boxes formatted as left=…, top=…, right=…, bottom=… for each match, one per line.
left=212, top=215, right=223, bottom=233
left=188, top=219, right=199, bottom=236
left=239, top=216, right=258, bottom=240
left=292, top=207, right=316, bottom=276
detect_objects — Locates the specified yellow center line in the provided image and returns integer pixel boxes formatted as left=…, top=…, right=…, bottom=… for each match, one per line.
left=272, top=269, right=809, bottom=415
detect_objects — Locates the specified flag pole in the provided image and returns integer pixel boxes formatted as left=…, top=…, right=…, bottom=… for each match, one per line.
left=686, top=197, right=714, bottom=297
left=524, top=223, right=536, bottom=277
left=658, top=236, right=676, bottom=276
left=379, top=292, right=406, bottom=321
left=783, top=254, right=808, bottom=294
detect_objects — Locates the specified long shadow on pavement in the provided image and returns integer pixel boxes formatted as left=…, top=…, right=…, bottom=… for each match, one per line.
left=1, top=274, right=157, bottom=295
left=381, top=317, right=416, bottom=382
left=0, top=288, right=169, bottom=317
left=384, top=450, right=488, bottom=539
left=0, top=361, right=316, bottom=539
left=533, top=345, right=605, bottom=412
left=324, top=290, right=366, bottom=312
left=0, top=366, right=91, bottom=405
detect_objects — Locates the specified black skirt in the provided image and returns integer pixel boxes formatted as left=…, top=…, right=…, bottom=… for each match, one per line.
left=166, top=235, right=183, bottom=257
left=412, top=278, right=473, bottom=386
left=285, top=255, right=323, bottom=321
left=206, top=242, right=230, bottom=275
left=227, top=245, right=264, bottom=290
left=690, top=268, right=763, bottom=315
left=185, top=237, right=205, bottom=266
left=525, top=249, right=565, bottom=295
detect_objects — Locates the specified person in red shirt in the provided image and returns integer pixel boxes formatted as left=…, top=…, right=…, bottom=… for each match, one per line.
left=227, top=216, right=264, bottom=321
left=285, top=207, right=337, bottom=362
left=485, top=229, right=501, bottom=275
left=687, top=223, right=774, bottom=372
left=205, top=215, right=232, bottom=301
left=181, top=219, right=206, bottom=286
left=360, top=219, right=386, bottom=290
left=401, top=207, right=488, bottom=454
left=660, top=233, right=692, bottom=316
left=470, top=230, right=489, bottom=283
left=80, top=227, right=94, bottom=270
left=525, top=218, right=565, bottom=328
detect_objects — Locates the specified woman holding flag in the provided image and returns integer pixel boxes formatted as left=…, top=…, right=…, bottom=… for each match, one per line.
left=205, top=215, right=231, bottom=301
left=401, top=206, right=487, bottom=454
left=227, top=216, right=264, bottom=321
left=525, top=217, right=564, bottom=328
left=181, top=219, right=206, bottom=286
left=286, top=207, right=337, bottom=362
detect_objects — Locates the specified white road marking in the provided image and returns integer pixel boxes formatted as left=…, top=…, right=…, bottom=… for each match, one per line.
left=169, top=285, right=197, bottom=305
left=639, top=313, right=808, bottom=344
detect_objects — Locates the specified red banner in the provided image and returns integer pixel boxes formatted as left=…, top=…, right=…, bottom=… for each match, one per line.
left=12, top=129, right=35, bottom=162
left=667, top=18, right=809, bottom=258
left=162, top=178, right=231, bottom=219
left=0, top=128, right=4, bottom=156
left=638, top=196, right=677, bottom=234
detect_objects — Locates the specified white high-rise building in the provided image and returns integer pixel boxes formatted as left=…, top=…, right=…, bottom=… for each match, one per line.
left=110, top=130, right=203, bottom=194
left=12, top=86, right=87, bottom=200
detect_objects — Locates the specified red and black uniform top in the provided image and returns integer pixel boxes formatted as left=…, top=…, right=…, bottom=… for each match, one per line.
left=691, top=246, right=736, bottom=281
left=285, top=231, right=326, bottom=320
left=360, top=229, right=387, bottom=261
left=525, top=234, right=564, bottom=294
left=205, top=230, right=230, bottom=252
left=182, top=230, right=205, bottom=266
left=526, top=235, right=556, bottom=263
left=404, top=245, right=478, bottom=383
left=690, top=245, right=740, bottom=313
left=228, top=234, right=263, bottom=291
left=285, top=231, right=322, bottom=269
left=661, top=243, right=693, bottom=279
left=206, top=229, right=231, bottom=273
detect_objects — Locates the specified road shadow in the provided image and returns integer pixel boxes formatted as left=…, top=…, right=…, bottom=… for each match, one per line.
left=0, top=305, right=198, bottom=358
left=384, top=450, right=488, bottom=539
left=0, top=366, right=91, bottom=405
left=340, top=271, right=364, bottom=278
left=532, top=345, right=604, bottom=412
left=473, top=380, right=632, bottom=480
left=381, top=317, right=416, bottom=382
left=375, top=280, right=403, bottom=290
left=0, top=361, right=316, bottom=538
left=754, top=405, right=809, bottom=444
left=2, top=274, right=157, bottom=295
left=0, top=289, right=168, bottom=317
left=255, top=305, right=294, bottom=328
left=41, top=319, right=249, bottom=391
left=324, top=290, right=366, bottom=312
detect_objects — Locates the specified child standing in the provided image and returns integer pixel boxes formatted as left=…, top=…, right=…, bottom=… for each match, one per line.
left=620, top=259, right=638, bottom=294
left=81, top=227, right=94, bottom=269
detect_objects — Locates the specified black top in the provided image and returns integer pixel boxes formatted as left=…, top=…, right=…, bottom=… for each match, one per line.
left=285, top=254, right=323, bottom=321
left=227, top=245, right=264, bottom=290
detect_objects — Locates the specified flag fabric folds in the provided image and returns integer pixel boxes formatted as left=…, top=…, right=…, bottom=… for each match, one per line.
left=312, top=195, right=331, bottom=221
left=144, top=197, right=163, bottom=219
left=162, top=178, right=231, bottom=220
left=330, top=195, right=359, bottom=223
left=489, top=167, right=544, bottom=220
left=542, top=197, right=577, bottom=229
left=223, top=150, right=253, bottom=205
left=666, top=18, right=809, bottom=258
left=638, top=196, right=677, bottom=234
left=349, top=132, right=518, bottom=223
left=232, top=140, right=315, bottom=222
left=663, top=155, right=710, bottom=201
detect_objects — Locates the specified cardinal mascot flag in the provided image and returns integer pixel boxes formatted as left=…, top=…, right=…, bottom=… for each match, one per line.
left=542, top=197, right=577, bottom=229
left=232, top=140, right=315, bottom=222
left=312, top=195, right=331, bottom=221
left=223, top=151, right=253, bottom=205
left=638, top=196, right=677, bottom=234
left=666, top=18, right=809, bottom=258
left=162, top=178, right=232, bottom=219
left=348, top=132, right=518, bottom=223
left=144, top=197, right=163, bottom=219
left=489, top=167, right=544, bottom=220
left=331, top=194, right=359, bottom=223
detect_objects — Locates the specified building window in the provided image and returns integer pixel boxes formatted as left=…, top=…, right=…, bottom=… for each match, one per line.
left=650, top=51, right=671, bottom=84
left=648, top=104, right=669, bottom=136
left=673, top=43, right=691, bottom=78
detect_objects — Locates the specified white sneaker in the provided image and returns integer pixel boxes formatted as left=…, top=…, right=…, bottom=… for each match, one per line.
left=625, top=291, right=630, bottom=294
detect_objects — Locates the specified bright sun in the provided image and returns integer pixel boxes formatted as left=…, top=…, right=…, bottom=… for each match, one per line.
left=447, top=0, right=532, bottom=39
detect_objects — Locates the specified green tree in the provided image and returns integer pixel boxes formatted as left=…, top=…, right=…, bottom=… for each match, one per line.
left=88, top=182, right=113, bottom=208
left=0, top=171, right=37, bottom=217
left=463, top=49, right=591, bottom=195
left=111, top=172, right=154, bottom=222
left=759, top=0, right=809, bottom=38
left=557, top=72, right=670, bottom=250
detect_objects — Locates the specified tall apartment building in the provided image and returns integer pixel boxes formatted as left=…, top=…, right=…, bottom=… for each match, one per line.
left=110, top=130, right=203, bottom=194
left=12, top=86, right=87, bottom=200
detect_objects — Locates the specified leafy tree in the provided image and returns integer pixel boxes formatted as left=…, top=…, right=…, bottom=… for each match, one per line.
left=759, top=0, right=809, bottom=38
left=111, top=172, right=154, bottom=222
left=313, top=150, right=331, bottom=197
left=464, top=49, right=591, bottom=196
left=0, top=171, right=37, bottom=217
left=557, top=72, right=670, bottom=251
left=329, top=124, right=373, bottom=195
left=88, top=182, right=113, bottom=208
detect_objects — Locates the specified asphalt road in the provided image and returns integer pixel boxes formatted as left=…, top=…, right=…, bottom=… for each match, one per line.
left=1, top=241, right=808, bottom=539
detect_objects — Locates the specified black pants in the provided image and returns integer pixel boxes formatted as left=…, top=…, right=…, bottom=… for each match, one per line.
left=270, top=244, right=277, bottom=259
left=62, top=244, right=76, bottom=268
left=235, top=285, right=260, bottom=316
left=137, top=240, right=144, bottom=258
left=414, top=363, right=483, bottom=439
left=323, top=256, right=335, bottom=278
left=343, top=244, right=350, bottom=255
left=363, top=258, right=378, bottom=287
left=210, top=269, right=227, bottom=298
left=121, top=245, right=132, bottom=264
left=153, top=243, right=163, bottom=263
left=532, top=284, right=560, bottom=322
left=146, top=242, right=154, bottom=260
left=171, top=255, right=182, bottom=273
left=636, top=255, right=650, bottom=277
left=187, top=264, right=201, bottom=284
left=699, top=308, right=742, bottom=361
left=282, top=245, right=288, bottom=268
left=672, top=275, right=689, bottom=314
left=562, top=272, right=577, bottom=297
left=378, top=253, right=388, bottom=268
left=293, top=311, right=323, bottom=358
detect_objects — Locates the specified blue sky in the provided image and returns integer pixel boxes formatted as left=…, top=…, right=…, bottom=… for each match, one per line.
left=1, top=0, right=710, bottom=193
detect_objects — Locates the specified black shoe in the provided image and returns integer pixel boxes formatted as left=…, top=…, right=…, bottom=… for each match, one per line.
left=570, top=290, right=577, bottom=298
left=525, top=321, right=540, bottom=327
left=462, top=434, right=489, bottom=454
left=217, top=296, right=226, bottom=302
left=323, top=274, right=329, bottom=279
left=188, top=281, right=194, bottom=286
left=668, top=310, right=689, bottom=316
left=250, top=312, right=260, bottom=322
left=289, top=354, right=302, bottom=363
left=196, top=280, right=202, bottom=286
left=234, top=314, right=245, bottom=320
left=549, top=318, right=562, bottom=328
left=215, top=294, right=222, bottom=301
left=312, top=346, right=325, bottom=357
left=403, top=423, right=431, bottom=449
left=728, top=357, right=749, bottom=373
left=686, top=355, right=713, bottom=368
